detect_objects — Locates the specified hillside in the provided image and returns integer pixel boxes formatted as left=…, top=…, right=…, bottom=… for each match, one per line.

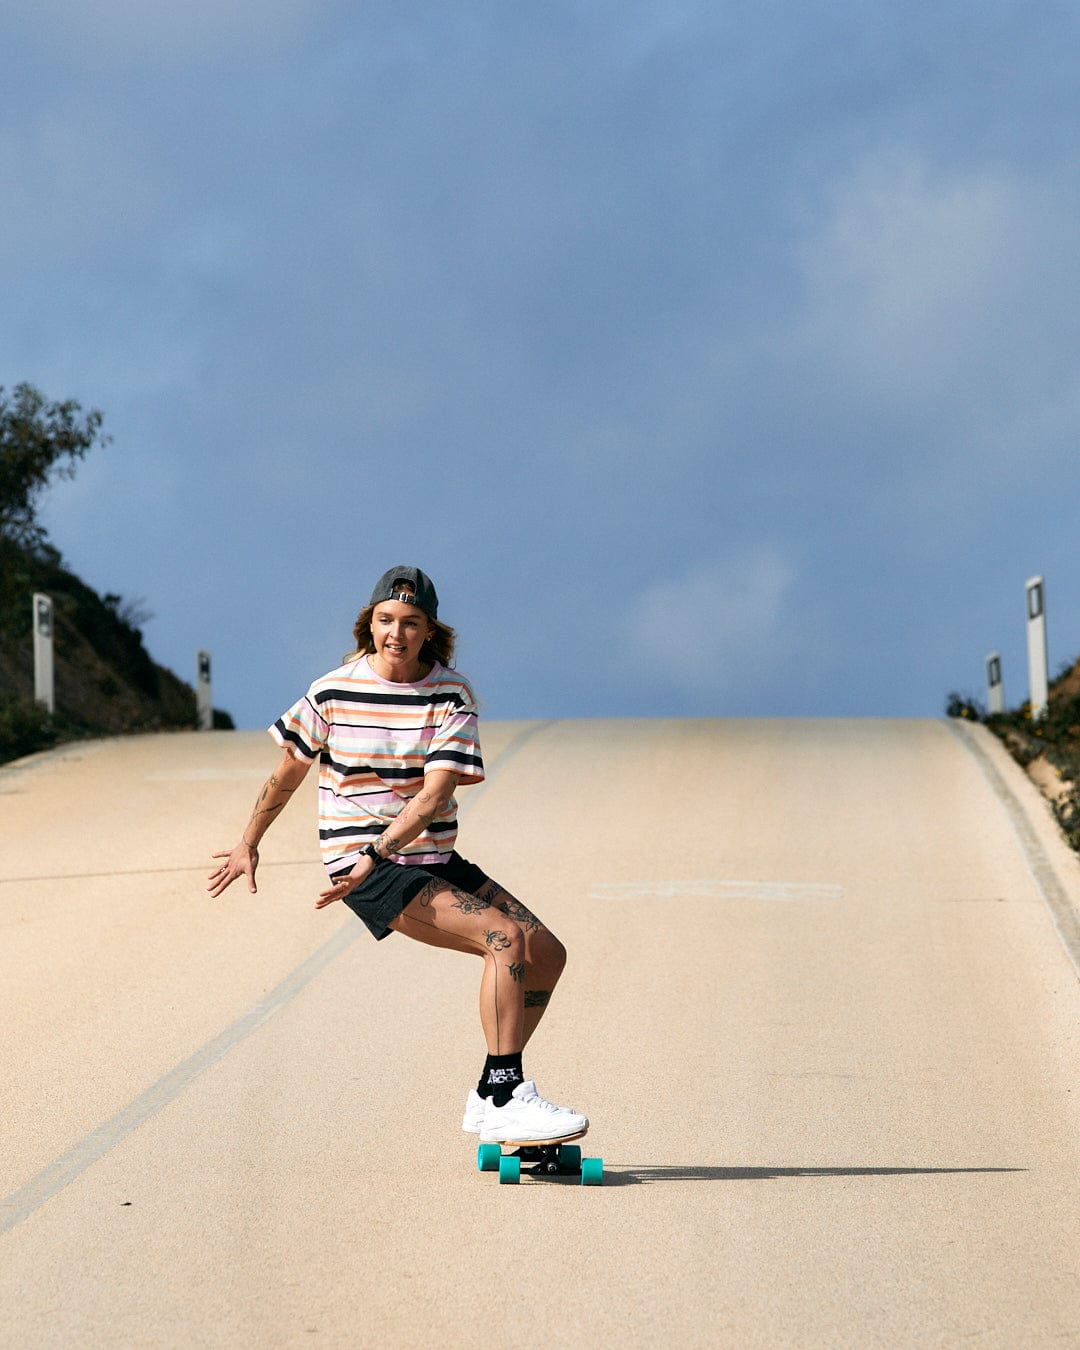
left=951, top=653, right=1080, bottom=853
left=0, top=540, right=231, bottom=764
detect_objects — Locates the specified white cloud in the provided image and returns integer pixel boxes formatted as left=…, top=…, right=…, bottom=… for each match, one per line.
left=611, top=547, right=803, bottom=703
left=792, top=149, right=1080, bottom=419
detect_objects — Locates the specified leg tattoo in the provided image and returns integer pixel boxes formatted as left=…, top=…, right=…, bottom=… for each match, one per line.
left=524, top=990, right=551, bottom=1008
left=415, top=878, right=443, bottom=908
left=508, top=962, right=526, bottom=984
left=494, top=894, right=543, bottom=934
left=415, top=879, right=491, bottom=914
left=452, top=888, right=493, bottom=916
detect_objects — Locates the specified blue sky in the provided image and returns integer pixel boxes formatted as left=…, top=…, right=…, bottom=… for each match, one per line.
left=4, top=2, right=1079, bottom=727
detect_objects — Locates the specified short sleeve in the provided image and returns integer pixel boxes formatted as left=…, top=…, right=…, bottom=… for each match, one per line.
left=269, top=692, right=329, bottom=761
left=425, top=682, right=484, bottom=785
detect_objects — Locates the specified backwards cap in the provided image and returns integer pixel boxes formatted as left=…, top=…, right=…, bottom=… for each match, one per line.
left=368, top=565, right=439, bottom=619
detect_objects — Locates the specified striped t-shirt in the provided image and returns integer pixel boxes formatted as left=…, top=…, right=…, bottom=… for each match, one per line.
left=269, top=656, right=485, bottom=875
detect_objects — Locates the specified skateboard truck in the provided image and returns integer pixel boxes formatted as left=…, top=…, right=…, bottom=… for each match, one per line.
left=476, top=1133, right=603, bottom=1186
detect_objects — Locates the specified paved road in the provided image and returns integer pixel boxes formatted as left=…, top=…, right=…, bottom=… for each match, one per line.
left=2, top=720, right=1079, bottom=1347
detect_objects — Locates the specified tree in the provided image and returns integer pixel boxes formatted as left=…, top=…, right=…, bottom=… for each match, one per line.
left=0, top=383, right=108, bottom=552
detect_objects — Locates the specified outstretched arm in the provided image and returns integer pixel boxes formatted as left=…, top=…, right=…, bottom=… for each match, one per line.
left=207, top=748, right=312, bottom=896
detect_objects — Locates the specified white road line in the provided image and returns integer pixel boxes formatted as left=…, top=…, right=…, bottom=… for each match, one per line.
left=592, top=880, right=844, bottom=902
left=144, top=769, right=271, bottom=781
left=1, top=921, right=360, bottom=1235
left=1, top=719, right=558, bottom=1234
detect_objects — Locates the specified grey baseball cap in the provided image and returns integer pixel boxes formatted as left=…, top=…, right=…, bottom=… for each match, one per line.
left=368, top=565, right=439, bottom=619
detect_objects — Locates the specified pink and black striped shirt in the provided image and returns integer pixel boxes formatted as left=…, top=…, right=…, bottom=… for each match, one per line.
left=270, top=656, right=484, bottom=876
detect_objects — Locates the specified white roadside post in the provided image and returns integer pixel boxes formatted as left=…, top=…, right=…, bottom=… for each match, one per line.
left=32, top=593, right=55, bottom=714
left=986, top=652, right=1004, bottom=715
left=196, top=650, right=213, bottom=731
left=1025, top=575, right=1049, bottom=721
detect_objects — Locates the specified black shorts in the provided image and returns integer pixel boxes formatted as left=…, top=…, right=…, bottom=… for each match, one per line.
left=339, top=851, right=491, bottom=942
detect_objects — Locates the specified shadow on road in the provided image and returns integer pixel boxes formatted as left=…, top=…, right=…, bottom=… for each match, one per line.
left=599, top=1165, right=1027, bottom=1187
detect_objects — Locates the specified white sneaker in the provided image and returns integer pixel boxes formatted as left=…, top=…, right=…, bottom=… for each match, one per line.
left=462, top=1089, right=486, bottom=1134
left=479, top=1080, right=588, bottom=1143
left=463, top=1084, right=579, bottom=1135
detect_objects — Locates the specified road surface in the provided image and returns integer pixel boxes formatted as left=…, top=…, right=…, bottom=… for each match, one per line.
left=2, top=719, right=1079, bottom=1346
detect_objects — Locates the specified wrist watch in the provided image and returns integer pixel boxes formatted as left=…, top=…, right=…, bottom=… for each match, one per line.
left=361, top=842, right=382, bottom=864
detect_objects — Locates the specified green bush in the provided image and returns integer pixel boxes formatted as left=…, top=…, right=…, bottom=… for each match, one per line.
left=945, top=691, right=986, bottom=721
left=0, top=698, right=58, bottom=763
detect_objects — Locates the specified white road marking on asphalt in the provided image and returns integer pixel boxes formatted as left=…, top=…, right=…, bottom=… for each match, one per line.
left=145, top=768, right=271, bottom=781
left=1, top=920, right=361, bottom=1235
left=0, top=719, right=559, bottom=1234
left=591, top=880, right=844, bottom=902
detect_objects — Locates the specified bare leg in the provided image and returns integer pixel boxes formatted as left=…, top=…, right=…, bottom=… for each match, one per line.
left=389, top=880, right=527, bottom=1054
left=477, top=881, right=567, bottom=1046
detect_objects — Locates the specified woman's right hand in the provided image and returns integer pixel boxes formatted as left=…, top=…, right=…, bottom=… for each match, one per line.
left=207, top=842, right=259, bottom=897
left=315, top=855, right=375, bottom=909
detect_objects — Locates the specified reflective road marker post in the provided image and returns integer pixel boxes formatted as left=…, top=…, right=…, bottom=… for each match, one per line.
left=197, top=650, right=213, bottom=730
left=32, top=593, right=55, bottom=714
left=1026, top=576, right=1049, bottom=721
left=986, top=652, right=1004, bottom=715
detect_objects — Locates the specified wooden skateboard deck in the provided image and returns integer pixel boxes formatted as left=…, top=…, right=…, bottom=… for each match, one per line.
left=480, top=1126, right=588, bottom=1150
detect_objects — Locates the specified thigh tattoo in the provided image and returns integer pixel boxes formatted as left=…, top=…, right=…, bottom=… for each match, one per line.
left=490, top=889, right=544, bottom=934
left=415, top=878, right=443, bottom=908
left=451, top=887, right=493, bottom=916
left=416, top=878, right=492, bottom=915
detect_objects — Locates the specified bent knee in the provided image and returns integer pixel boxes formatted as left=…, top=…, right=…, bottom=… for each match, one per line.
left=482, top=921, right=526, bottom=963
left=535, top=929, right=567, bottom=977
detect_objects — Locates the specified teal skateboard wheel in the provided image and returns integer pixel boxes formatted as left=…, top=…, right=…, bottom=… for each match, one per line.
left=558, top=1144, right=582, bottom=1169
left=477, top=1143, right=501, bottom=1172
left=580, top=1156, right=603, bottom=1186
left=498, top=1154, right=521, bottom=1185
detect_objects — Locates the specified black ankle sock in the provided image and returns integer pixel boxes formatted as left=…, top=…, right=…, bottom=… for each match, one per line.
left=477, top=1053, right=524, bottom=1107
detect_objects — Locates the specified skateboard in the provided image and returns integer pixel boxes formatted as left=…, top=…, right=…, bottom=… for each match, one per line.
left=476, top=1127, right=603, bottom=1185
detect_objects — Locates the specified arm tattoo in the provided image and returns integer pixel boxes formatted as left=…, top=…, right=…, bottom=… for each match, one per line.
left=262, top=772, right=295, bottom=804
left=379, top=786, right=444, bottom=856
left=247, top=773, right=294, bottom=832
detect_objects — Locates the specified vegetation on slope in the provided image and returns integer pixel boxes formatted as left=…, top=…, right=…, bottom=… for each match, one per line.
left=947, top=658, right=1080, bottom=853
left=0, top=382, right=231, bottom=766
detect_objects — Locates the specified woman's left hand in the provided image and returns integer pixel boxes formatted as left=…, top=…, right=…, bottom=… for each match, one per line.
left=315, top=855, right=374, bottom=909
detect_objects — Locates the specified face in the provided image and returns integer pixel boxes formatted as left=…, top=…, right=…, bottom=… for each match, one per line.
left=370, top=599, right=433, bottom=674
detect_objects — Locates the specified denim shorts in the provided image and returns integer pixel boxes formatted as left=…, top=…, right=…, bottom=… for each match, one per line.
left=339, top=851, right=491, bottom=941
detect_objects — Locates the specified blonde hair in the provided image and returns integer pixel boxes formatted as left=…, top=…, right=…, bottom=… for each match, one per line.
left=347, top=603, right=457, bottom=668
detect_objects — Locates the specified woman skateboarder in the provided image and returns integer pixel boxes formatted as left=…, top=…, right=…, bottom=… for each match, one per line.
left=208, top=565, right=586, bottom=1145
